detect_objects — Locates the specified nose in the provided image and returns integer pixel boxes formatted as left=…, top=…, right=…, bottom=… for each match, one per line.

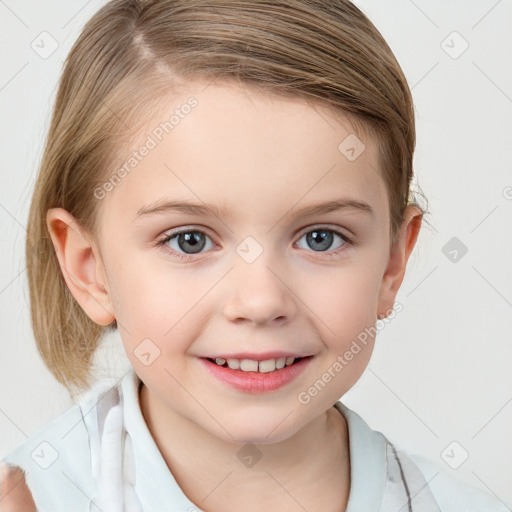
left=222, top=250, right=298, bottom=326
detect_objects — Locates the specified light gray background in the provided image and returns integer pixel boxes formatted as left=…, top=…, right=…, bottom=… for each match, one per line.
left=1, top=0, right=511, bottom=506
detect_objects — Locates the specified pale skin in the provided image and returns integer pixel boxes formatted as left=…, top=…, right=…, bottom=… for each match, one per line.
left=0, top=462, right=36, bottom=512
left=3, top=81, right=422, bottom=511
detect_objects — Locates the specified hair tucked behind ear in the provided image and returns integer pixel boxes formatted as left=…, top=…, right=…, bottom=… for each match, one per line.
left=26, top=0, right=426, bottom=393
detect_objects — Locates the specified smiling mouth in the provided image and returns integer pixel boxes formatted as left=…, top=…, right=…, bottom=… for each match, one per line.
left=200, top=355, right=314, bottom=393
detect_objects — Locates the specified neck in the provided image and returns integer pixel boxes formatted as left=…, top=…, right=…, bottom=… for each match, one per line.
left=140, top=383, right=350, bottom=512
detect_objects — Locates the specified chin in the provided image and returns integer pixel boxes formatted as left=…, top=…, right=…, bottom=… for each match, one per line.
left=226, top=431, right=294, bottom=447
left=206, top=414, right=302, bottom=446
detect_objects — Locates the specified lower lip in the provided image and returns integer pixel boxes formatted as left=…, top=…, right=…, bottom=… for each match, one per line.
left=199, top=357, right=313, bottom=393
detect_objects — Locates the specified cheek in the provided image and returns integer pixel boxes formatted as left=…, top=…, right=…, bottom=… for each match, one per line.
left=108, top=252, right=170, bottom=320
left=296, top=258, right=383, bottom=395
left=301, top=257, right=383, bottom=335
left=109, top=264, right=209, bottom=354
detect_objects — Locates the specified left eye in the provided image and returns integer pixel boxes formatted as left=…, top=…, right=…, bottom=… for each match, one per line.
left=296, top=228, right=349, bottom=253
left=158, top=230, right=215, bottom=256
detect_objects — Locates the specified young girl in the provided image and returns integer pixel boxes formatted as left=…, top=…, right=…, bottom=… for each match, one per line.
left=0, top=1, right=508, bottom=511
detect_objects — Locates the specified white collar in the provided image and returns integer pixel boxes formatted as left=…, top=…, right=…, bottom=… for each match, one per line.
left=122, top=368, right=199, bottom=511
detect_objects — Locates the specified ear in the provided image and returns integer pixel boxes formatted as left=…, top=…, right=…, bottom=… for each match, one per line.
left=46, top=208, right=115, bottom=326
left=377, top=205, right=423, bottom=318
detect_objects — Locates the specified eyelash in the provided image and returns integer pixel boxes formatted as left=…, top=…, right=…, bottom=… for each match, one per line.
left=156, top=226, right=354, bottom=262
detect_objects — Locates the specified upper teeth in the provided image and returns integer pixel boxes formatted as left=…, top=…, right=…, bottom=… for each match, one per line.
left=214, top=357, right=296, bottom=372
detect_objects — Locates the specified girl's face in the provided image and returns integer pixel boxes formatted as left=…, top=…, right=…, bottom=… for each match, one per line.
left=89, top=80, right=411, bottom=443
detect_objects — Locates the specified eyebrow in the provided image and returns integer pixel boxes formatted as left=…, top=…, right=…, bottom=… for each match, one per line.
left=134, top=197, right=374, bottom=220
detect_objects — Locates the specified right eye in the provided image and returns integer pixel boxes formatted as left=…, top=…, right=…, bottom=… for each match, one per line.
left=157, top=229, right=216, bottom=261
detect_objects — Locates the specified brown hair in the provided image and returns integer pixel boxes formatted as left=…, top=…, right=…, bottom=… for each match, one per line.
left=26, top=0, right=427, bottom=393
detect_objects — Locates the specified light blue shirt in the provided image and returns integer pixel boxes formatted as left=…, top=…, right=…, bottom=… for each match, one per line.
left=1, top=367, right=508, bottom=511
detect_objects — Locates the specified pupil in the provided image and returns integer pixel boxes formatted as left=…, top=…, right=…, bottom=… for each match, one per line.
left=308, top=230, right=332, bottom=251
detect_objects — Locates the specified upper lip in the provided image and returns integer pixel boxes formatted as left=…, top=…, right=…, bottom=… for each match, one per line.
left=201, top=351, right=313, bottom=360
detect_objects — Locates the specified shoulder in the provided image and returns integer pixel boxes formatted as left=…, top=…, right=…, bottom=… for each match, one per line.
left=334, top=402, right=509, bottom=512
left=1, top=378, right=121, bottom=511
left=408, top=452, right=510, bottom=512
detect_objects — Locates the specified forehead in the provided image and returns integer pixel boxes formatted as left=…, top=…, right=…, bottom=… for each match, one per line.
left=98, top=81, right=387, bottom=228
